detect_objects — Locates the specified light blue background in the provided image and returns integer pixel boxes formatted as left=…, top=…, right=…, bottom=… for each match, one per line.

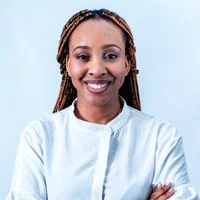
left=1, top=0, right=199, bottom=198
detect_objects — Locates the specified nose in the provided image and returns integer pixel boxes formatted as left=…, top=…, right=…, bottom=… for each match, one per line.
left=88, top=57, right=107, bottom=77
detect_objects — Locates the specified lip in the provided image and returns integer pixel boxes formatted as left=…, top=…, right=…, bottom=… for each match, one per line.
left=84, top=80, right=111, bottom=94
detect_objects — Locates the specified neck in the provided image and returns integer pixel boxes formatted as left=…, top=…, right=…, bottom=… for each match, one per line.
left=74, top=99, right=122, bottom=125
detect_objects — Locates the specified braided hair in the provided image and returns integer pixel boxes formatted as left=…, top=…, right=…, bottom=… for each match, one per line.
left=53, top=9, right=141, bottom=113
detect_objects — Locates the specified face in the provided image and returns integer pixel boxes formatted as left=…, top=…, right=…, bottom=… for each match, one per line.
left=66, top=19, right=130, bottom=108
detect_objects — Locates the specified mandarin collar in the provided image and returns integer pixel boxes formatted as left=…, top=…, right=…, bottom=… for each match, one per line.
left=67, top=97, right=131, bottom=136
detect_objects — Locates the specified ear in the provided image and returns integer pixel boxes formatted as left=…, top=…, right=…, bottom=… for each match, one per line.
left=66, top=55, right=71, bottom=76
left=125, top=57, right=131, bottom=76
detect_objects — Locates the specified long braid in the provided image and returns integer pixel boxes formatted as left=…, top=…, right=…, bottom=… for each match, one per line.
left=53, top=9, right=141, bottom=113
left=53, top=10, right=92, bottom=112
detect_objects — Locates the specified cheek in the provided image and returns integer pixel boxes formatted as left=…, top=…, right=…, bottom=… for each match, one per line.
left=68, top=61, right=86, bottom=79
left=110, top=64, right=128, bottom=79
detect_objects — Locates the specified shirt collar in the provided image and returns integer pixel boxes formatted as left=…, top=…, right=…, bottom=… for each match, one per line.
left=68, top=96, right=131, bottom=136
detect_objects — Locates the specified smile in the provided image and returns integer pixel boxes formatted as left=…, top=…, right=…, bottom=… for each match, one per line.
left=84, top=80, right=111, bottom=94
left=87, top=83, right=108, bottom=89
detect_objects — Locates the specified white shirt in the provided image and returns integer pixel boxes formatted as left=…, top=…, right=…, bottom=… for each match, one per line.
left=6, top=98, right=199, bottom=200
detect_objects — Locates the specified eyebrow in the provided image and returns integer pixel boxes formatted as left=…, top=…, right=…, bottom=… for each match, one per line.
left=73, top=44, right=122, bottom=52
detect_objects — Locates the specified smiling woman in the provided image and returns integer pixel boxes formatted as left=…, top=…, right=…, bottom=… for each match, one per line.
left=65, top=18, right=131, bottom=124
left=5, top=9, right=199, bottom=200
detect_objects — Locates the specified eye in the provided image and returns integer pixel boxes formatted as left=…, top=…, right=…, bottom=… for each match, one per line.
left=104, top=53, right=118, bottom=60
left=77, top=54, right=89, bottom=61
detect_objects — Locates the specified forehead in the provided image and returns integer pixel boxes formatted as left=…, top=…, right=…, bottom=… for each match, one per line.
left=69, top=18, right=125, bottom=49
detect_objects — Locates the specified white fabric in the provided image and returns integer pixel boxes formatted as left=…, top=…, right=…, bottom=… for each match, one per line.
left=5, top=98, right=199, bottom=200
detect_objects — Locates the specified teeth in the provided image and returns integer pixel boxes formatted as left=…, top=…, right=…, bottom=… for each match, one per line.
left=88, top=83, right=108, bottom=89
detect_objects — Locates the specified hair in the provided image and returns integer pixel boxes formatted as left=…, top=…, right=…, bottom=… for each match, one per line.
left=53, top=9, right=141, bottom=113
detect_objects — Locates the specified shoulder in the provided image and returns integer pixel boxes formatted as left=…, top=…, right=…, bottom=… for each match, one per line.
left=127, top=105, right=155, bottom=122
left=21, top=106, right=73, bottom=142
left=126, top=105, right=156, bottom=131
left=126, top=105, right=180, bottom=141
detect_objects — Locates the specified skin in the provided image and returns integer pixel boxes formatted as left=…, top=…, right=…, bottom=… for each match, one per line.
left=150, top=183, right=175, bottom=200
left=66, top=19, right=130, bottom=124
left=66, top=18, right=175, bottom=199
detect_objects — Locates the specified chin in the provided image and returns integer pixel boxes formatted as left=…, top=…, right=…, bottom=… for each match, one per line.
left=85, top=95, right=113, bottom=107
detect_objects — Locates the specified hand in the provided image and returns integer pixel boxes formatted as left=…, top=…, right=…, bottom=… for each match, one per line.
left=149, top=183, right=175, bottom=200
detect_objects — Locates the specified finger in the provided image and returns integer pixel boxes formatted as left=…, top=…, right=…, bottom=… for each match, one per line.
left=154, top=183, right=163, bottom=191
left=150, top=187, right=165, bottom=199
left=165, top=189, right=175, bottom=198
left=154, top=183, right=171, bottom=192
left=163, top=183, right=172, bottom=192
left=157, top=188, right=175, bottom=200
left=150, top=183, right=172, bottom=199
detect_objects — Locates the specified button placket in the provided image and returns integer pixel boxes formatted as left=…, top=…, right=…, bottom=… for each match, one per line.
left=91, top=127, right=112, bottom=200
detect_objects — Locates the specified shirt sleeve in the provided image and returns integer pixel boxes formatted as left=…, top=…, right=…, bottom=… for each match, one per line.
left=5, top=124, right=47, bottom=200
left=152, top=121, right=199, bottom=200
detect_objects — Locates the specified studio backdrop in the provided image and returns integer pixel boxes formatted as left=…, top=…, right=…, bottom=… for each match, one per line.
left=1, top=0, right=199, bottom=198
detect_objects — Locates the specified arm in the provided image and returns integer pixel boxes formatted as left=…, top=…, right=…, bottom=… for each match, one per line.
left=152, top=121, right=199, bottom=200
left=5, top=124, right=47, bottom=200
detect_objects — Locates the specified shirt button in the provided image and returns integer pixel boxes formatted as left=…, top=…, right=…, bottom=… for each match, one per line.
left=104, top=127, right=110, bottom=132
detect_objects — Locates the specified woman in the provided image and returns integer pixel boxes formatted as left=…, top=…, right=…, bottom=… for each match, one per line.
left=6, top=9, right=198, bottom=200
